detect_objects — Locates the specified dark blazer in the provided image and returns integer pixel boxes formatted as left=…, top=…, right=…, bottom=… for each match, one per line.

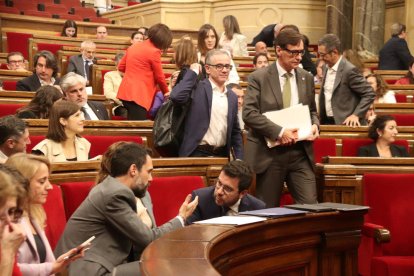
left=186, top=186, right=266, bottom=224
left=251, top=24, right=277, bottom=47
left=319, top=57, right=375, bottom=125
left=67, top=55, right=97, bottom=81
left=243, top=62, right=319, bottom=174
left=358, top=143, right=409, bottom=157
left=87, top=100, right=110, bottom=120
left=379, top=37, right=414, bottom=70
left=170, top=70, right=243, bottom=159
left=16, top=74, right=60, bottom=92
left=54, top=176, right=182, bottom=275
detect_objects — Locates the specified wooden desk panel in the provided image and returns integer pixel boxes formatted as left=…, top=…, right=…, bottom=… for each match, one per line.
left=141, top=211, right=366, bottom=276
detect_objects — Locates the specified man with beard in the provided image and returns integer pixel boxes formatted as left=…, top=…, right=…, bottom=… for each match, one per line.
left=54, top=143, right=198, bottom=276
left=186, top=160, right=265, bottom=224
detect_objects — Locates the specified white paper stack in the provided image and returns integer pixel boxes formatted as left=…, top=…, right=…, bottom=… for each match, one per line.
left=263, top=104, right=312, bottom=148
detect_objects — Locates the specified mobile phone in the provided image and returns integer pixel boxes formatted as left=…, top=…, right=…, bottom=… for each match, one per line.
left=63, top=236, right=95, bottom=260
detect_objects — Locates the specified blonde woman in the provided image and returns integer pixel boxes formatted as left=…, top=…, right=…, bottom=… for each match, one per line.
left=6, top=153, right=87, bottom=276
left=219, top=15, right=248, bottom=57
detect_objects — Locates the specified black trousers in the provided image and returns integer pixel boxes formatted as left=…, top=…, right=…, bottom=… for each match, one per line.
left=122, top=100, right=147, bottom=120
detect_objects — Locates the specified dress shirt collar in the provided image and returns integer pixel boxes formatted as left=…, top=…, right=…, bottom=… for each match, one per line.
left=209, top=79, right=228, bottom=95
left=38, top=76, right=56, bottom=86
left=227, top=198, right=241, bottom=216
left=276, top=60, right=295, bottom=78
left=0, top=149, right=8, bottom=163
left=329, top=55, right=343, bottom=72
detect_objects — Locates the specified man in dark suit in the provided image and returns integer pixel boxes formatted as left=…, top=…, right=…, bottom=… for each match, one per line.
left=60, top=72, right=110, bottom=120
left=16, top=50, right=60, bottom=91
left=170, top=49, right=243, bottom=159
left=318, top=34, right=375, bottom=126
left=55, top=143, right=199, bottom=276
left=243, top=28, right=320, bottom=207
left=251, top=23, right=284, bottom=47
left=67, top=40, right=97, bottom=86
left=379, top=23, right=414, bottom=70
left=186, top=160, right=265, bottom=224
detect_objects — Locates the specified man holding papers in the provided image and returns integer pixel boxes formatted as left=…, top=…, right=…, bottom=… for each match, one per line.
left=186, top=160, right=265, bottom=224
left=243, top=28, right=319, bottom=208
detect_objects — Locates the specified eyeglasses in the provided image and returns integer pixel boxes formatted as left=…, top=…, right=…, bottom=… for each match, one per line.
left=8, top=60, right=24, bottom=64
left=282, top=48, right=305, bottom=57
left=207, top=64, right=233, bottom=71
left=318, top=51, right=332, bottom=58
left=0, top=207, right=24, bottom=224
left=215, top=181, right=235, bottom=194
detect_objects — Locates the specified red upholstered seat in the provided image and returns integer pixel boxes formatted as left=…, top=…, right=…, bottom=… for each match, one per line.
left=3, top=80, right=17, bottom=91
left=73, top=7, right=96, bottom=18
left=0, top=64, right=8, bottom=69
left=342, top=138, right=409, bottom=157
left=44, top=184, right=66, bottom=250
left=392, top=114, right=414, bottom=126
left=27, top=135, right=45, bottom=153
left=0, top=6, right=20, bottom=14
left=128, top=1, right=141, bottom=6
left=148, top=176, right=205, bottom=225
left=395, top=93, right=407, bottom=103
left=60, top=181, right=95, bottom=220
left=358, top=174, right=414, bottom=276
left=37, top=43, right=67, bottom=55
left=90, top=17, right=111, bottom=24
left=385, top=79, right=397, bottom=85
left=23, top=10, right=52, bottom=18
left=0, top=103, right=26, bottom=117
left=82, top=135, right=144, bottom=157
left=6, top=32, right=33, bottom=59
left=313, top=137, right=336, bottom=163
left=238, top=63, right=254, bottom=68
left=58, top=13, right=82, bottom=21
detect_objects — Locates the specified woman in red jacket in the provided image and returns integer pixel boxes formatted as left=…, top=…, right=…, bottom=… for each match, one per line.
left=117, top=23, right=173, bottom=120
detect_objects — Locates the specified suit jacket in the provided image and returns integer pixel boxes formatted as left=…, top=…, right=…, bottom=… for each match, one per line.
left=319, top=57, right=375, bottom=125
left=87, top=100, right=110, bottom=120
left=54, top=176, right=182, bottom=276
left=32, top=136, right=90, bottom=162
left=251, top=24, right=277, bottom=47
left=357, top=143, right=409, bottom=157
left=170, top=70, right=243, bottom=159
left=117, top=39, right=168, bottom=111
left=67, top=55, right=97, bottom=81
left=186, top=186, right=265, bottom=224
left=243, top=62, right=319, bottom=174
left=379, top=37, right=414, bottom=70
left=17, top=217, right=55, bottom=276
left=16, top=74, right=60, bottom=92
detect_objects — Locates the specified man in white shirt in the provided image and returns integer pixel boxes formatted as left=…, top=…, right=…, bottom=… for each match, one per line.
left=318, top=34, right=375, bottom=126
left=243, top=28, right=320, bottom=207
left=0, top=116, right=30, bottom=163
left=186, top=160, right=265, bottom=224
left=170, top=49, right=243, bottom=159
left=60, top=72, right=110, bottom=120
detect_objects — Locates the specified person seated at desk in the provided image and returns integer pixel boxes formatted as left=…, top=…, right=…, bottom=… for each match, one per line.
left=365, top=73, right=396, bottom=103
left=61, top=20, right=77, bottom=38
left=103, top=53, right=127, bottom=118
left=395, top=59, right=414, bottom=85
left=253, top=53, right=269, bottom=69
left=186, top=160, right=265, bottom=224
left=16, top=86, right=63, bottom=119
left=32, top=101, right=91, bottom=162
left=6, top=154, right=87, bottom=276
left=6, top=52, right=27, bottom=71
left=358, top=115, right=409, bottom=157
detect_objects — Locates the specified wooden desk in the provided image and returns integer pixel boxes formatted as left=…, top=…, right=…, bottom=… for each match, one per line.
left=141, top=210, right=366, bottom=275
left=316, top=156, right=414, bottom=204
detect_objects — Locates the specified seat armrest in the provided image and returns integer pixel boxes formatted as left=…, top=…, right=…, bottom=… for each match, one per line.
left=362, top=222, right=391, bottom=243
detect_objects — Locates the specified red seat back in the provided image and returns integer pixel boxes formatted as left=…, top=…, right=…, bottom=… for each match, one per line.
left=3, top=80, right=17, bottom=91
left=363, top=173, right=414, bottom=255
left=148, top=176, right=205, bottom=225
left=60, top=181, right=95, bottom=220
left=37, top=43, right=66, bottom=55
left=313, top=138, right=336, bottom=163
left=395, top=94, right=407, bottom=103
left=0, top=103, right=25, bottom=117
left=6, top=32, right=33, bottom=59
left=27, top=135, right=45, bottom=153
left=44, top=184, right=66, bottom=250
left=392, top=114, right=414, bottom=126
left=342, top=138, right=409, bottom=157
left=82, top=135, right=144, bottom=157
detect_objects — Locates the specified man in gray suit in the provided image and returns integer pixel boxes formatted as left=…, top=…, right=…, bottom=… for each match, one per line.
left=67, top=40, right=97, bottom=86
left=243, top=28, right=319, bottom=208
left=55, top=143, right=198, bottom=276
left=318, top=34, right=375, bottom=126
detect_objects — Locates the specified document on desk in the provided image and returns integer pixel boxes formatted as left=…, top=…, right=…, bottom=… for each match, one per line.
left=193, top=216, right=267, bottom=225
left=263, top=104, right=312, bottom=148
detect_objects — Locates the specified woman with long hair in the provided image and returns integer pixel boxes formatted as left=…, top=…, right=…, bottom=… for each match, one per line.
left=365, top=73, right=396, bottom=103
left=60, top=20, right=77, bottom=38
left=395, top=59, right=414, bottom=85
left=32, top=101, right=90, bottom=162
left=197, top=24, right=240, bottom=84
left=6, top=153, right=87, bottom=275
left=16, top=86, right=63, bottom=119
left=117, top=23, right=172, bottom=120
left=219, top=15, right=248, bottom=57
